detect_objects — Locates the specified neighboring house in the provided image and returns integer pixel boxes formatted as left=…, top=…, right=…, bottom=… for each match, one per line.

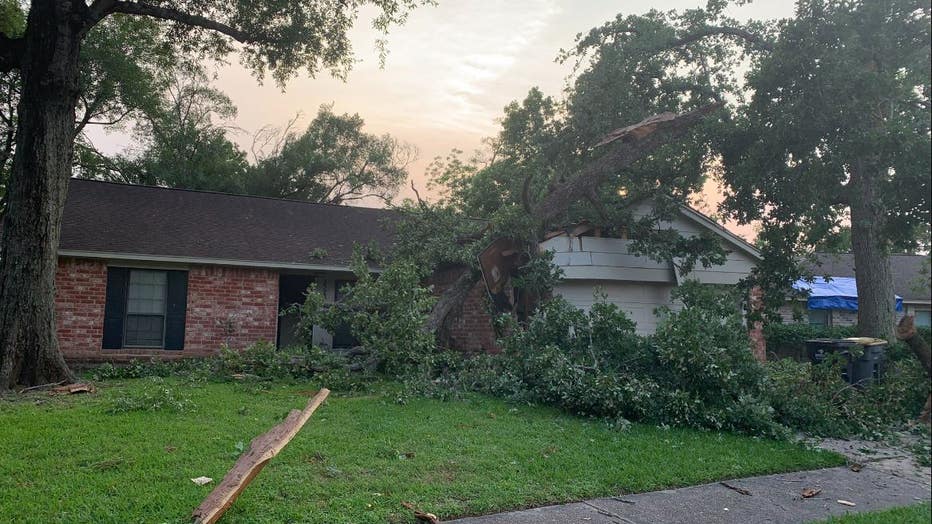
left=779, top=253, right=932, bottom=328
left=54, top=180, right=761, bottom=363
left=541, top=200, right=762, bottom=335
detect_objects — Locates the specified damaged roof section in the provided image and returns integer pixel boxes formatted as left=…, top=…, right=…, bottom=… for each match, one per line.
left=59, top=179, right=400, bottom=270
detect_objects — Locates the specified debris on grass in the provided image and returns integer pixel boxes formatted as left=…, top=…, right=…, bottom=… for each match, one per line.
left=191, top=388, right=330, bottom=524
left=401, top=502, right=440, bottom=524
left=50, top=383, right=96, bottom=395
left=191, top=477, right=213, bottom=486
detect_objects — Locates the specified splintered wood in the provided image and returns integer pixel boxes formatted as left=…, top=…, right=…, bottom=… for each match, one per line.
left=191, top=388, right=330, bottom=524
left=49, top=383, right=95, bottom=395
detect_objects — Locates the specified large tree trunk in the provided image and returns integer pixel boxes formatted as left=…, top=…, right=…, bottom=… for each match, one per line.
left=850, top=160, right=895, bottom=341
left=0, top=1, right=83, bottom=389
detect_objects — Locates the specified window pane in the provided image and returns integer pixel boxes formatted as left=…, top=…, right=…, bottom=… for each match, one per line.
left=128, top=270, right=166, bottom=315
left=125, top=314, right=164, bottom=347
left=916, top=310, right=932, bottom=328
left=808, top=309, right=831, bottom=326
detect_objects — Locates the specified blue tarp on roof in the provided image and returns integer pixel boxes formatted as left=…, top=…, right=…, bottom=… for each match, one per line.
left=793, top=276, right=903, bottom=312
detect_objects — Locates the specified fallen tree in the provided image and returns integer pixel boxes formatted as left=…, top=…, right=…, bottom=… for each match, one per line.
left=425, top=103, right=724, bottom=335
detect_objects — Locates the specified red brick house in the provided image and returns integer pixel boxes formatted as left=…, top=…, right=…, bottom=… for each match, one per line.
left=54, top=180, right=498, bottom=363
left=55, top=179, right=764, bottom=363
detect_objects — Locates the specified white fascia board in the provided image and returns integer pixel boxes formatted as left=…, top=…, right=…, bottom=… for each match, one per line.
left=676, top=205, right=762, bottom=261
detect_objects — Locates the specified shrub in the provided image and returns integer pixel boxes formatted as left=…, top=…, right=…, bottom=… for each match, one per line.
left=293, top=251, right=438, bottom=379
left=489, top=283, right=787, bottom=438
left=107, top=378, right=196, bottom=414
left=88, top=342, right=353, bottom=384
left=646, top=283, right=782, bottom=437
left=766, top=352, right=930, bottom=438
left=763, top=323, right=857, bottom=360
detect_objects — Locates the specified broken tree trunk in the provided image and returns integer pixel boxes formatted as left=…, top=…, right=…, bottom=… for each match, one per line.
left=425, top=103, right=724, bottom=334
left=191, top=388, right=331, bottom=524
left=895, top=316, right=931, bottom=424
left=426, top=269, right=481, bottom=335
left=532, top=103, right=723, bottom=224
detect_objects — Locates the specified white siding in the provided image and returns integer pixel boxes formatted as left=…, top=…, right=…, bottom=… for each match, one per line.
left=554, top=280, right=677, bottom=335
left=681, top=254, right=757, bottom=285
left=542, top=236, right=675, bottom=284
left=541, top=199, right=760, bottom=334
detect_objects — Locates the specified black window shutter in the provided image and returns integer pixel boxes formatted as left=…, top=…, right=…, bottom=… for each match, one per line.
left=102, top=267, right=129, bottom=349
left=164, top=270, right=188, bottom=350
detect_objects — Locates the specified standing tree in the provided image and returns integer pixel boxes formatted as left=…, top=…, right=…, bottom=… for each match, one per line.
left=1, top=5, right=174, bottom=210
left=244, top=105, right=414, bottom=204
left=0, top=0, right=425, bottom=389
left=719, top=0, right=930, bottom=340
left=563, top=0, right=929, bottom=340
left=83, top=68, right=249, bottom=192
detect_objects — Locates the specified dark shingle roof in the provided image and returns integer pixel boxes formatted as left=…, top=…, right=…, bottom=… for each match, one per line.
left=60, top=179, right=400, bottom=268
left=804, top=253, right=931, bottom=302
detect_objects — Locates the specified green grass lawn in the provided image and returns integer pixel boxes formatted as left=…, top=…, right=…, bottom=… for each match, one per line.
left=0, top=378, right=843, bottom=523
left=817, top=503, right=931, bottom=523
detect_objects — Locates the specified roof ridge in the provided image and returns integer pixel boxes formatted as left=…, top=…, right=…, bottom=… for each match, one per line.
left=811, top=252, right=928, bottom=258
left=69, top=177, right=399, bottom=213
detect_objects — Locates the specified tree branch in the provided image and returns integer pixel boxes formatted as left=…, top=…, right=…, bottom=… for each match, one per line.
left=668, top=26, right=773, bottom=52
left=533, top=102, right=723, bottom=225
left=106, top=2, right=254, bottom=43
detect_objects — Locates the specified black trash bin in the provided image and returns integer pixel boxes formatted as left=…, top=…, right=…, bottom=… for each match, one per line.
left=805, top=338, right=886, bottom=386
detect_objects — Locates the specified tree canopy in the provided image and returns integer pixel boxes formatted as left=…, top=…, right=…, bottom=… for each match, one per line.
left=0, top=0, right=429, bottom=388
left=244, top=105, right=414, bottom=204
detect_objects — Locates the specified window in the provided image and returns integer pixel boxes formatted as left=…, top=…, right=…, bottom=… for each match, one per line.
left=103, top=267, right=187, bottom=350
left=124, top=270, right=167, bottom=347
left=916, top=309, right=931, bottom=328
left=332, top=280, right=359, bottom=348
left=808, top=308, right=832, bottom=326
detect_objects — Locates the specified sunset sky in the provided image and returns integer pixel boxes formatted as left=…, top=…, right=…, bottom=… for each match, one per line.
left=89, top=1, right=797, bottom=240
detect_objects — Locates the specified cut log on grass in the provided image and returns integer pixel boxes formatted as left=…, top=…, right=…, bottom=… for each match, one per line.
left=49, top=382, right=95, bottom=395
left=191, top=388, right=330, bottom=524
left=895, top=316, right=931, bottom=424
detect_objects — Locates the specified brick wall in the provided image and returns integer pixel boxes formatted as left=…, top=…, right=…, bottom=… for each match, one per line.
left=55, top=258, right=108, bottom=362
left=184, top=266, right=279, bottom=355
left=55, top=258, right=279, bottom=362
left=430, top=267, right=499, bottom=354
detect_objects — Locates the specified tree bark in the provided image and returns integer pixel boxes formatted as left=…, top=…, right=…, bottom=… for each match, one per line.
left=0, top=1, right=83, bottom=388
left=849, top=160, right=896, bottom=341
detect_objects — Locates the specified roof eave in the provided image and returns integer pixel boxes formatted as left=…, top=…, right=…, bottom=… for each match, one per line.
left=57, top=249, right=378, bottom=273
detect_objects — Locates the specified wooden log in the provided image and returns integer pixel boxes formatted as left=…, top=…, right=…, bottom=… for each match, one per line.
left=49, top=382, right=95, bottom=395
left=191, top=388, right=330, bottom=524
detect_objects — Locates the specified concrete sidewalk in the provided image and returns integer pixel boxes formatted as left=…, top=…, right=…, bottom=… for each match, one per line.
left=446, top=461, right=931, bottom=524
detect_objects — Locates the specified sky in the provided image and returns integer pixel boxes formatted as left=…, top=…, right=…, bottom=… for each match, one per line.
left=88, top=0, right=797, bottom=240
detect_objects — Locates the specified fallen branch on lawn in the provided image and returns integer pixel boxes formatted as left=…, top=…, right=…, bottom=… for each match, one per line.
left=191, top=388, right=331, bottom=524
left=49, top=382, right=95, bottom=395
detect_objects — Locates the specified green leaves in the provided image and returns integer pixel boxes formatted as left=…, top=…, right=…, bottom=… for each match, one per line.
left=245, top=104, right=412, bottom=204
left=111, top=0, right=428, bottom=86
